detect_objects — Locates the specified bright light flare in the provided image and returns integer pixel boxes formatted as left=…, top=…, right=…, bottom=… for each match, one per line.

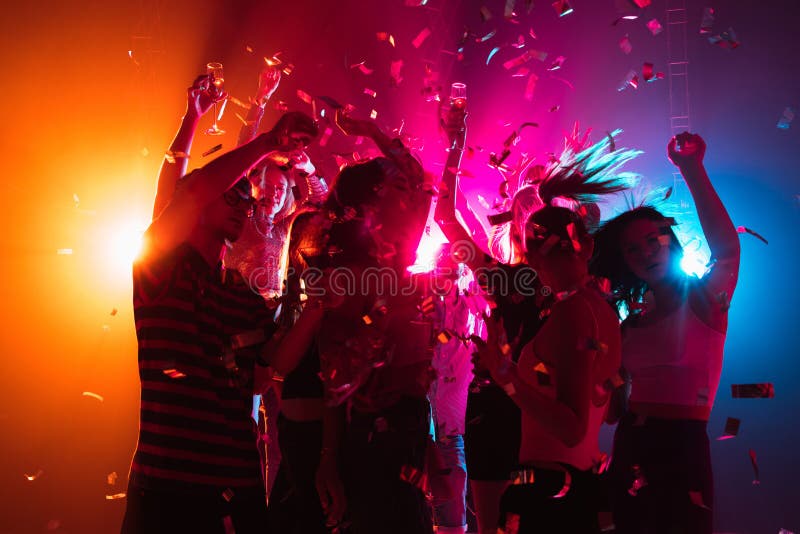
left=680, top=246, right=710, bottom=278
left=103, top=219, right=146, bottom=279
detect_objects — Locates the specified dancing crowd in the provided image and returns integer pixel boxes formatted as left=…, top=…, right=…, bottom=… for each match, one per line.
left=120, top=64, right=740, bottom=534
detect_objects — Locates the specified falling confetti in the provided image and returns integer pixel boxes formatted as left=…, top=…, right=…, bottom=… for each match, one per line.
left=777, top=107, right=795, bottom=129
left=163, top=368, right=187, bottom=379
left=700, top=7, right=715, bottom=34
left=57, top=249, right=73, bottom=255
left=202, top=144, right=223, bottom=157
left=618, top=70, right=639, bottom=91
left=524, top=73, right=539, bottom=101
left=412, top=27, right=432, bottom=48
left=647, top=18, right=663, bottom=35
left=642, top=62, right=664, bottom=82
left=688, top=491, right=711, bottom=510
left=731, top=383, right=775, bottom=398
left=486, top=46, right=502, bottom=65
left=107, top=471, right=118, bottom=485
left=477, top=29, right=497, bottom=42
left=748, top=449, right=760, bottom=484
left=717, top=417, right=740, bottom=440
left=708, top=28, right=740, bottom=49
left=82, top=391, right=104, bottom=402
left=25, top=469, right=44, bottom=481
left=619, top=35, right=633, bottom=55
left=552, top=0, right=573, bottom=17
left=547, top=56, right=566, bottom=71
left=105, top=493, right=127, bottom=500
left=319, top=127, right=333, bottom=148
left=736, top=226, right=768, bottom=244
left=110, top=308, right=118, bottom=316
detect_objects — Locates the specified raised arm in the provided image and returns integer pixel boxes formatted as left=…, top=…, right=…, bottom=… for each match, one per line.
left=668, top=133, right=740, bottom=298
left=432, top=105, right=492, bottom=272
left=152, top=74, right=224, bottom=219
left=335, top=109, right=423, bottom=182
left=237, top=64, right=281, bottom=147
left=146, top=131, right=282, bottom=255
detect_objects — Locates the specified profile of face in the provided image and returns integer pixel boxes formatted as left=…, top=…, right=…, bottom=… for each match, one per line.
left=203, top=182, right=255, bottom=242
left=619, top=218, right=676, bottom=285
left=257, top=167, right=289, bottom=217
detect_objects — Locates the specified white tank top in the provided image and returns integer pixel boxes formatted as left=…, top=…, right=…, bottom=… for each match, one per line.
left=622, top=300, right=726, bottom=410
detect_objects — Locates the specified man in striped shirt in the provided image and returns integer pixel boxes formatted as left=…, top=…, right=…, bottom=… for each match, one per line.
left=121, top=114, right=323, bottom=534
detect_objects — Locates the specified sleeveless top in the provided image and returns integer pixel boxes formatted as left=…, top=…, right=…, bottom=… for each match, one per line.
left=622, top=299, right=726, bottom=411
left=517, top=295, right=609, bottom=471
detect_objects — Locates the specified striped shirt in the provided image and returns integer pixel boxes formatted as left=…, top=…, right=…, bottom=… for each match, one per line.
left=130, top=242, right=275, bottom=494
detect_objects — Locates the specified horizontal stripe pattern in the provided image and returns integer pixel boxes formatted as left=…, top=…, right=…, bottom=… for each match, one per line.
left=131, top=243, right=274, bottom=490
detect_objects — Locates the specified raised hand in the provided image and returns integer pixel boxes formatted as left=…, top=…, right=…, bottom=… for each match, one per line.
left=335, top=108, right=377, bottom=137
left=186, top=74, right=226, bottom=120
left=256, top=64, right=281, bottom=105
left=668, top=132, right=706, bottom=170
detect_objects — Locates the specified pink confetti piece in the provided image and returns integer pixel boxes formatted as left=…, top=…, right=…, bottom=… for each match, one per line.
left=503, top=49, right=546, bottom=70
left=647, top=18, right=663, bottom=35
left=296, top=89, right=313, bottom=105
left=369, top=109, right=378, bottom=119
left=511, top=66, right=530, bottom=77
left=25, top=469, right=44, bottom=481
left=748, top=448, right=760, bottom=484
left=700, top=7, right=715, bottom=34
left=529, top=27, right=538, bottom=39
left=619, top=35, right=633, bottom=55
left=731, top=383, right=775, bottom=398
left=245, top=45, right=253, bottom=53
left=524, top=73, right=539, bottom=101
left=642, top=62, right=664, bottom=82
left=552, top=0, right=573, bottom=17
left=632, top=0, right=651, bottom=6
left=412, top=27, right=432, bottom=48
left=363, top=88, right=377, bottom=98
left=511, top=34, right=526, bottom=49
left=548, top=55, right=566, bottom=71
left=390, top=59, right=404, bottom=86
left=319, top=127, right=333, bottom=147
left=350, top=61, right=373, bottom=74
left=82, top=391, right=104, bottom=402
left=551, top=469, right=572, bottom=498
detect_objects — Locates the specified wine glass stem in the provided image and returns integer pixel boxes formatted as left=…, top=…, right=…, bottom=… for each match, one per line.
left=212, top=102, right=219, bottom=128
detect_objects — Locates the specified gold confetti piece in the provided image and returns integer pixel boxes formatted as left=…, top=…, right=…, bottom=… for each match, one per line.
left=296, top=89, right=313, bottom=105
left=163, top=368, right=187, bottom=379
left=282, top=63, right=295, bottom=76
left=437, top=331, right=452, bottom=344
left=228, top=96, right=249, bottom=109
left=82, top=391, right=104, bottom=402
left=245, top=45, right=253, bottom=53
left=25, top=469, right=44, bottom=481
left=110, top=308, right=118, bottom=316
left=105, top=493, right=127, bottom=500
left=362, top=315, right=373, bottom=325
left=412, top=27, right=432, bottom=48
left=57, top=248, right=73, bottom=255
left=202, top=144, right=223, bottom=157
left=107, top=471, right=118, bottom=485
left=533, top=362, right=548, bottom=374
left=234, top=112, right=248, bottom=125
left=370, top=109, right=378, bottom=119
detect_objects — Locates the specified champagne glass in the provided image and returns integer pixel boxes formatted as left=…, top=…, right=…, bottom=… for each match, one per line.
left=450, top=82, right=467, bottom=110
left=206, top=62, right=225, bottom=135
